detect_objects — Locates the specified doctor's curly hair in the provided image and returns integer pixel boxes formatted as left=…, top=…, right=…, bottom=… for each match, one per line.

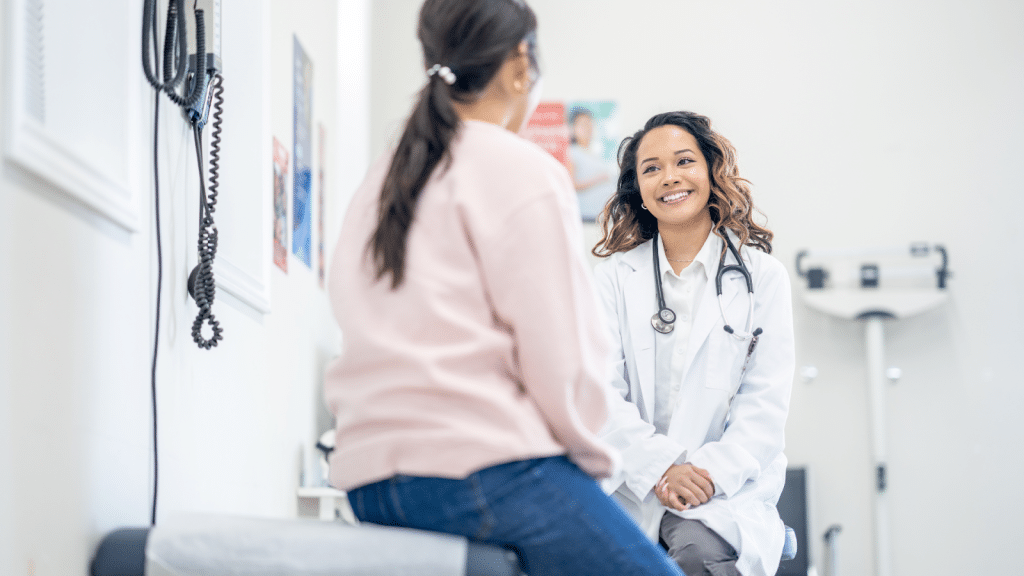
left=592, top=111, right=773, bottom=257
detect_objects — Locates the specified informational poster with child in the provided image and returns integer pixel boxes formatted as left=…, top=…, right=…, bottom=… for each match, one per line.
left=522, top=102, right=570, bottom=169
left=523, top=100, right=619, bottom=222
left=565, top=101, right=619, bottom=222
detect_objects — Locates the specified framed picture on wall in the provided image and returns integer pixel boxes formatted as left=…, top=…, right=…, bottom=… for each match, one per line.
left=273, top=137, right=289, bottom=273
left=292, top=35, right=314, bottom=269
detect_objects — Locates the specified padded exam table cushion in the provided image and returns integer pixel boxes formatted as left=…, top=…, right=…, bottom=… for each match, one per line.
left=92, top=513, right=520, bottom=576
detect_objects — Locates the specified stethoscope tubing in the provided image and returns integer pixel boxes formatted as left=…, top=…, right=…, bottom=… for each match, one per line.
left=718, top=232, right=756, bottom=340
left=651, top=229, right=760, bottom=340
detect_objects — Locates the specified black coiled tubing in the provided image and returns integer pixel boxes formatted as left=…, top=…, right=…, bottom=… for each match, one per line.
left=190, top=73, right=224, bottom=350
left=142, top=0, right=205, bottom=109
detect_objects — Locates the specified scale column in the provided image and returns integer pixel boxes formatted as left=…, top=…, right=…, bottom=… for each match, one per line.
left=864, top=315, right=891, bottom=576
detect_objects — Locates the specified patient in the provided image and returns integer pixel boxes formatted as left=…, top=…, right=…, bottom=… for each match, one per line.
left=322, top=1, right=682, bottom=575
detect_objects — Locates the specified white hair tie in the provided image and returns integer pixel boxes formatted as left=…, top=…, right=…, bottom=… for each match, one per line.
left=427, top=64, right=457, bottom=86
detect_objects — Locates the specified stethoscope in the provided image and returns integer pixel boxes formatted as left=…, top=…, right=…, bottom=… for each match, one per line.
left=651, top=229, right=763, bottom=343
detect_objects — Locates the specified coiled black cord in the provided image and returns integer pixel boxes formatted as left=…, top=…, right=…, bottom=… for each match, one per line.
left=141, top=0, right=205, bottom=109
left=188, top=73, right=224, bottom=349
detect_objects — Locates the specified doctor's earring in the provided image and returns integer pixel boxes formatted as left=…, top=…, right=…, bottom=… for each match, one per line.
left=641, top=203, right=648, bottom=210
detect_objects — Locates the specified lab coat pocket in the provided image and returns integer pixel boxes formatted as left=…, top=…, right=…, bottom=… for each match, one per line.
left=707, top=330, right=751, bottom=394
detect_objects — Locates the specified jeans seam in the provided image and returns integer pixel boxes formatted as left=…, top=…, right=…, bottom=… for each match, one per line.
left=533, top=465, right=640, bottom=572
left=355, top=489, right=366, bottom=521
left=388, top=479, right=409, bottom=524
left=469, top=473, right=496, bottom=541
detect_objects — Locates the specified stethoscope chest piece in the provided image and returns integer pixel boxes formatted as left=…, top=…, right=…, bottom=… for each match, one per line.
left=651, top=308, right=676, bottom=334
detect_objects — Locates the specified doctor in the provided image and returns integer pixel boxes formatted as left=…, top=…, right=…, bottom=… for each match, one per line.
left=592, top=111, right=795, bottom=576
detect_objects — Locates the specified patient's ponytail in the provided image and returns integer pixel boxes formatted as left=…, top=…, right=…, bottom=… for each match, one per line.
left=369, top=0, right=538, bottom=288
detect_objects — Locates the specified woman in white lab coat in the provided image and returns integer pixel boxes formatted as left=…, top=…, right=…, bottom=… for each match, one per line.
left=592, top=111, right=795, bottom=576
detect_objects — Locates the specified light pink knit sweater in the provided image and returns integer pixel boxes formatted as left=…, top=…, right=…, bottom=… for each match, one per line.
left=324, top=120, right=618, bottom=490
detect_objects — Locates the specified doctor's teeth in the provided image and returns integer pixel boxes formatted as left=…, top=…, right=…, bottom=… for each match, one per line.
left=662, top=191, right=690, bottom=202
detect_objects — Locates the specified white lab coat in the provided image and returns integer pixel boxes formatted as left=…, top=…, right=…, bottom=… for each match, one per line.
left=593, top=232, right=795, bottom=576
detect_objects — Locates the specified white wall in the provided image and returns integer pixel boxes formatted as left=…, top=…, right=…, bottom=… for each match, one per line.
left=370, top=1, right=1024, bottom=574
left=0, top=1, right=369, bottom=574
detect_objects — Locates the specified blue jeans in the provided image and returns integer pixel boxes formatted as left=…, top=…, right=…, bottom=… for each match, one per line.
left=347, top=456, right=684, bottom=576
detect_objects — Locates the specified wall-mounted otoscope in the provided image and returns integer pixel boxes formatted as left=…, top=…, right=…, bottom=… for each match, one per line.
left=143, top=0, right=226, bottom=350
left=184, top=0, right=223, bottom=128
left=140, top=0, right=227, bottom=528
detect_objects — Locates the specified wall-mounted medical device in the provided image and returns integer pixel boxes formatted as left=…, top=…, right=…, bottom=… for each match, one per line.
left=794, top=242, right=952, bottom=576
left=184, top=0, right=223, bottom=128
left=140, top=0, right=227, bottom=528
left=142, top=0, right=225, bottom=350
left=794, top=243, right=950, bottom=320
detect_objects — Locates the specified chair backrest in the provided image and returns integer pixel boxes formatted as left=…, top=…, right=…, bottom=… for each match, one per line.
left=776, top=468, right=809, bottom=575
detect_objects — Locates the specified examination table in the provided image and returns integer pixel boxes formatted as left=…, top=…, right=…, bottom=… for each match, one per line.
left=92, top=512, right=797, bottom=576
left=90, top=513, right=522, bottom=576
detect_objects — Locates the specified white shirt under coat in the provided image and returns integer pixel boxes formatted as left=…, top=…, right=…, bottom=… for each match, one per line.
left=594, top=230, right=795, bottom=576
left=652, top=232, right=710, bottom=436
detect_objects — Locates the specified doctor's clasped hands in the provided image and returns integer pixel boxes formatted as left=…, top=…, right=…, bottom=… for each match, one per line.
left=655, top=463, right=715, bottom=512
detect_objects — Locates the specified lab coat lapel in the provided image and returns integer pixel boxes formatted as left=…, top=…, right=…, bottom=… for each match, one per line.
left=684, top=234, right=744, bottom=374
left=622, top=242, right=657, bottom=422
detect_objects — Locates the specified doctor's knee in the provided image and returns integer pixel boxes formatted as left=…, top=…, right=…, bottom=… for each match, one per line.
left=660, top=515, right=739, bottom=576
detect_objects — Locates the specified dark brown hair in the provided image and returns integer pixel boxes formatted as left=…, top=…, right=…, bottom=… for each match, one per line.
left=369, top=0, right=538, bottom=288
left=593, top=111, right=773, bottom=257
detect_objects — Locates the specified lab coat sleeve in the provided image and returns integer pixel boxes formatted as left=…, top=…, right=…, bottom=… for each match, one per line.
left=687, top=258, right=795, bottom=499
left=473, top=172, right=619, bottom=480
left=592, top=260, right=688, bottom=502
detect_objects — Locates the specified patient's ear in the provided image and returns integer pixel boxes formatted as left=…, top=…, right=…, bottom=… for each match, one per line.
left=493, top=40, right=531, bottom=96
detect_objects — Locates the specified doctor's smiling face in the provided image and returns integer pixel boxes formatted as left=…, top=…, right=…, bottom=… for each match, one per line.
left=636, top=125, right=712, bottom=232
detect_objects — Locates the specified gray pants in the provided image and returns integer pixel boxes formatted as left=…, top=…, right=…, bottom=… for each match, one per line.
left=659, top=514, right=740, bottom=576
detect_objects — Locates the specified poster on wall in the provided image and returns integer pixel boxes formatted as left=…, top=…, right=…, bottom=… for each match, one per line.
left=523, top=101, right=620, bottom=222
left=565, top=101, right=619, bottom=222
left=272, top=136, right=289, bottom=273
left=292, top=36, right=314, bottom=268
left=522, top=102, right=570, bottom=170
left=317, top=123, right=326, bottom=289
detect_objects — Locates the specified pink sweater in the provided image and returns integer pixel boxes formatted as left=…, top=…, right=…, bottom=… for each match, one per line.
left=324, top=120, right=618, bottom=490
